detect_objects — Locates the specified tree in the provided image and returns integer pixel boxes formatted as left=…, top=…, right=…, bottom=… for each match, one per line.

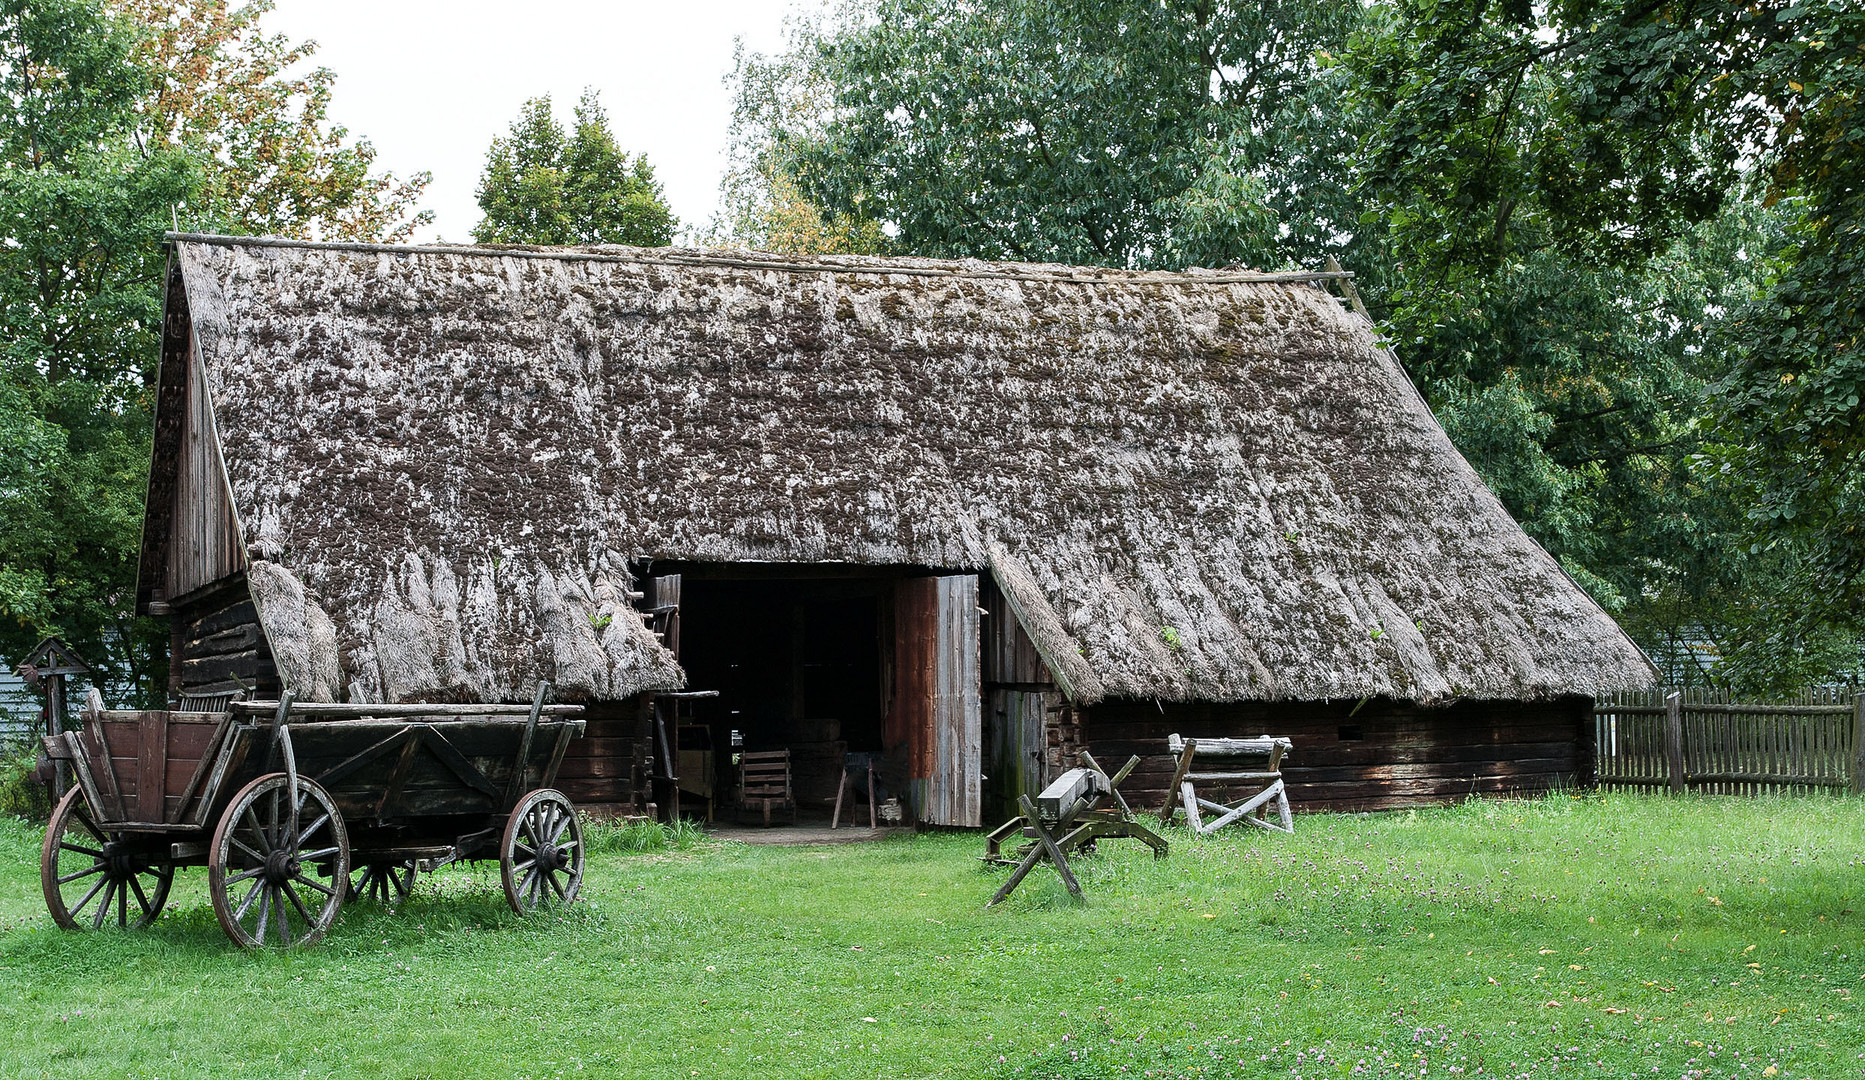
left=109, top=0, right=431, bottom=240
left=474, top=91, right=676, bottom=247
left=710, top=29, right=883, bottom=255
left=0, top=0, right=195, bottom=704
left=1344, top=0, right=1865, bottom=689
left=767, top=0, right=1361, bottom=270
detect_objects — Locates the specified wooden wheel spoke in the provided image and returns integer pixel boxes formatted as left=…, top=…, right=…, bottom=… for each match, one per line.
left=57, top=863, right=105, bottom=885
left=273, top=889, right=294, bottom=946
left=299, top=846, right=341, bottom=862
left=59, top=841, right=105, bottom=859
left=117, top=881, right=130, bottom=928
left=512, top=842, right=536, bottom=860
left=282, top=880, right=317, bottom=929
left=295, top=812, right=332, bottom=845
left=254, top=886, right=273, bottom=942
left=512, top=857, right=536, bottom=875
left=241, top=809, right=269, bottom=852
left=91, top=880, right=116, bottom=930
left=545, top=868, right=568, bottom=902
left=235, top=877, right=265, bottom=921
left=291, top=873, right=336, bottom=897
left=225, top=866, right=266, bottom=885
left=129, top=875, right=155, bottom=918
left=72, top=809, right=107, bottom=844
left=70, top=873, right=110, bottom=918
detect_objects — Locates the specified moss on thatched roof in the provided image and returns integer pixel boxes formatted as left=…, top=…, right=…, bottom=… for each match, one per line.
left=153, top=234, right=1652, bottom=705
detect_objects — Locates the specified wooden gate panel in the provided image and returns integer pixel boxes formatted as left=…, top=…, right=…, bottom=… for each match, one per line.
left=930, top=575, right=981, bottom=827
left=891, top=575, right=981, bottom=826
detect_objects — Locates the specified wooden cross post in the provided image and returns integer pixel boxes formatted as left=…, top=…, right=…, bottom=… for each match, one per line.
left=1160, top=734, right=1296, bottom=837
left=986, top=794, right=1083, bottom=908
left=983, top=754, right=1167, bottom=907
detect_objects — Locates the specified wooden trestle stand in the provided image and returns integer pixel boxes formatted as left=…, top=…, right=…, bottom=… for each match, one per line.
left=982, top=751, right=1168, bottom=907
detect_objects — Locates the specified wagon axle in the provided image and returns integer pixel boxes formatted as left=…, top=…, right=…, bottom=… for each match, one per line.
left=263, top=849, right=301, bottom=885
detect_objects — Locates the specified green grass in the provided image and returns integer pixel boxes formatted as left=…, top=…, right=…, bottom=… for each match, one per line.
left=1, top=792, right=1862, bottom=1078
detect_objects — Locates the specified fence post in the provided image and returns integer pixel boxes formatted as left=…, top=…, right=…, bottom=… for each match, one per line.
left=1664, top=691, right=1686, bottom=793
left=1851, top=694, right=1864, bottom=796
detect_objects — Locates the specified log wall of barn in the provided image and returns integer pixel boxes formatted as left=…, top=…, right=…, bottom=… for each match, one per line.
left=553, top=694, right=651, bottom=813
left=1080, top=696, right=1596, bottom=813
left=168, top=580, right=281, bottom=703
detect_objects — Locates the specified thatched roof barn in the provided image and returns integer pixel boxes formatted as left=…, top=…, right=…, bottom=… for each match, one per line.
left=141, top=234, right=1652, bottom=820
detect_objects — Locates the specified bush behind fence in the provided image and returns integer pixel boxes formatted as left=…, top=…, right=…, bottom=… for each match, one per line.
left=1595, top=686, right=1865, bottom=795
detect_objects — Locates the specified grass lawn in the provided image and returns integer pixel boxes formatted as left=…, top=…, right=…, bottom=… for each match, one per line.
left=0, top=792, right=1862, bottom=1079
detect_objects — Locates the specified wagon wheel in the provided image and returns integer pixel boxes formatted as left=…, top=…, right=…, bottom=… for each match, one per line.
left=349, top=861, right=418, bottom=907
left=40, top=788, right=173, bottom=931
left=501, top=789, right=583, bottom=914
left=208, top=773, right=349, bottom=948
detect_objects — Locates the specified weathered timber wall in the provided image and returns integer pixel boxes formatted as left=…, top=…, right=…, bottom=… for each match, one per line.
left=166, top=337, right=246, bottom=601
left=554, top=695, right=649, bottom=809
left=981, top=576, right=1057, bottom=824
left=1083, top=696, right=1594, bottom=813
left=171, top=584, right=280, bottom=701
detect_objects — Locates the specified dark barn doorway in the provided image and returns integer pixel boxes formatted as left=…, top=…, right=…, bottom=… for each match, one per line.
left=669, top=568, right=894, bottom=813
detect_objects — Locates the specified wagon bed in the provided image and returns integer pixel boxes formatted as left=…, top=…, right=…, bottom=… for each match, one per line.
left=40, top=686, right=587, bottom=947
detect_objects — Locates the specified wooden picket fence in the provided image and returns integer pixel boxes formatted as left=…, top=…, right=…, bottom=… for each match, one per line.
left=1595, top=687, right=1865, bottom=795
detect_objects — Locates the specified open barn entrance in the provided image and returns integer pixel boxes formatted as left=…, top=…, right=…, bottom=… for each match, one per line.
left=649, top=564, right=980, bottom=828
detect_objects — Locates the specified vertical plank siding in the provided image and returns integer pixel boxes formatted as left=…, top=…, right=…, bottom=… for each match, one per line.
left=1596, top=687, right=1862, bottom=794
left=166, top=339, right=246, bottom=601
left=980, top=577, right=1056, bottom=823
left=929, top=575, right=982, bottom=827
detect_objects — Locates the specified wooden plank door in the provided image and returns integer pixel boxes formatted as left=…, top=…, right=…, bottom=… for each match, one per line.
left=891, top=575, right=981, bottom=827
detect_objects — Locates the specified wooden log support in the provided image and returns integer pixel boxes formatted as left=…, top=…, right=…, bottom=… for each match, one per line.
left=504, top=682, right=549, bottom=807
left=1158, top=739, right=1197, bottom=827
left=1160, top=732, right=1295, bottom=836
left=982, top=752, right=1166, bottom=901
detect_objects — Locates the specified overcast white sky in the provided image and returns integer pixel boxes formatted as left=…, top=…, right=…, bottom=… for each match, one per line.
left=265, top=1, right=808, bottom=243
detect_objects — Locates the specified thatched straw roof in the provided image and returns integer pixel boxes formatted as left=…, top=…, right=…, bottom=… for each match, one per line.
left=150, top=234, right=1653, bottom=705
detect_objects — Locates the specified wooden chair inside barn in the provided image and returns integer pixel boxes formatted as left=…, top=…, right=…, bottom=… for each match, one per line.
left=737, top=749, right=796, bottom=826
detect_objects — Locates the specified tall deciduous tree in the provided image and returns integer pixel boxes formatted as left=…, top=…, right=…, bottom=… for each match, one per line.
left=110, top=0, right=431, bottom=240
left=0, top=0, right=195, bottom=703
left=474, top=91, right=676, bottom=247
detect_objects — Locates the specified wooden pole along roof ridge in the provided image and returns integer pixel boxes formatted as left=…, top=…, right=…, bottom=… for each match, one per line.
left=163, top=232, right=1358, bottom=288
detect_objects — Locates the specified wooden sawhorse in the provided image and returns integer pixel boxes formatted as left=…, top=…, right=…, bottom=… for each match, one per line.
left=984, top=751, right=1168, bottom=907
left=1158, top=733, right=1295, bottom=835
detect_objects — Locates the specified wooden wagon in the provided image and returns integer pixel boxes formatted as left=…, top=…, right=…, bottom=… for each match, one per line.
left=38, top=684, right=586, bottom=948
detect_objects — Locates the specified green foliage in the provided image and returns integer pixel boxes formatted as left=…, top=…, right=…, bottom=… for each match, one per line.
left=0, top=0, right=194, bottom=704
left=0, top=747, right=49, bottom=820
left=1706, top=0, right=1865, bottom=659
left=710, top=25, right=886, bottom=255
left=0, top=0, right=428, bottom=714
left=580, top=816, right=707, bottom=855
left=473, top=91, right=676, bottom=247
left=770, top=0, right=1360, bottom=269
left=113, top=0, right=432, bottom=241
